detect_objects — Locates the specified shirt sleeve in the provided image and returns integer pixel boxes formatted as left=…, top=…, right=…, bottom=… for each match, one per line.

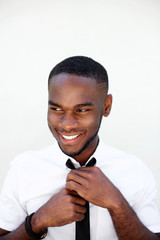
left=0, top=162, right=27, bottom=231
left=134, top=161, right=160, bottom=233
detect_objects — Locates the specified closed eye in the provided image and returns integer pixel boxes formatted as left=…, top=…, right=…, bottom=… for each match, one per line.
left=48, top=101, right=63, bottom=112
left=50, top=107, right=62, bottom=111
left=76, top=108, right=91, bottom=113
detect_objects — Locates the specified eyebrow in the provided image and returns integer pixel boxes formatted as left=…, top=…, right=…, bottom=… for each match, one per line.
left=48, top=100, right=94, bottom=108
left=48, top=100, right=61, bottom=108
left=75, top=103, right=94, bottom=108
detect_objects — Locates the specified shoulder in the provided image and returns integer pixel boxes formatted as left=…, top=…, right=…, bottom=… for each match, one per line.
left=11, top=143, right=57, bottom=167
left=7, top=144, right=62, bottom=179
left=98, top=140, right=156, bottom=188
left=2, top=142, right=64, bottom=192
left=98, top=140, right=143, bottom=167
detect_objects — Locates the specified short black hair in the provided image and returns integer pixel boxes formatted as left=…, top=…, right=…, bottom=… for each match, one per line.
left=48, top=56, right=108, bottom=92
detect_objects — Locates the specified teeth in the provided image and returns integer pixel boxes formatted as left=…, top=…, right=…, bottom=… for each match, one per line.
left=62, top=134, right=79, bottom=140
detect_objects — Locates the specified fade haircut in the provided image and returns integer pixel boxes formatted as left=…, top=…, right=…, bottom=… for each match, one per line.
left=48, top=56, right=108, bottom=92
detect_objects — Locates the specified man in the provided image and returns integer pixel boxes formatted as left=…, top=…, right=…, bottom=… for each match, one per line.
left=0, top=56, right=160, bottom=240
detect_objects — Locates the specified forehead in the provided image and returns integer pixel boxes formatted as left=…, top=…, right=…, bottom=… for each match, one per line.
left=49, top=73, right=97, bottom=89
left=48, top=73, right=102, bottom=105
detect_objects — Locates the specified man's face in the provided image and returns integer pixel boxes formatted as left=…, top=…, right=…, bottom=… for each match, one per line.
left=48, top=73, right=111, bottom=163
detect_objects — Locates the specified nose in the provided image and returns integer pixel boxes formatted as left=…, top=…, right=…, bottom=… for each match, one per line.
left=59, top=112, right=78, bottom=131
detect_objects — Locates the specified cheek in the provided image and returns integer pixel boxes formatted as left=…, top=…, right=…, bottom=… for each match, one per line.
left=47, top=112, right=52, bottom=123
left=47, top=115, right=54, bottom=132
left=47, top=111, right=58, bottom=130
left=86, top=113, right=102, bottom=131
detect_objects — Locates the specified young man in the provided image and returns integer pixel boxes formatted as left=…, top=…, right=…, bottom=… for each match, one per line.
left=0, top=56, right=160, bottom=240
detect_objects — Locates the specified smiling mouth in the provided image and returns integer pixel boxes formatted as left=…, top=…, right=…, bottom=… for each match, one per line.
left=57, top=131, right=85, bottom=145
left=61, top=134, right=80, bottom=140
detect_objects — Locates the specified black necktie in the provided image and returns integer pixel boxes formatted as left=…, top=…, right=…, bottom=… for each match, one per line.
left=66, top=158, right=96, bottom=240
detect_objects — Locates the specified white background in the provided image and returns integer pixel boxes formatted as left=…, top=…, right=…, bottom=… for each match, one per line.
left=0, top=0, right=160, bottom=206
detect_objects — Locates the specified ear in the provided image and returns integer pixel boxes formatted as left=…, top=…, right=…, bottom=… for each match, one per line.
left=103, top=94, right=112, bottom=117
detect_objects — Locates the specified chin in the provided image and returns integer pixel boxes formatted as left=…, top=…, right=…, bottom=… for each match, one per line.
left=58, top=132, right=98, bottom=158
left=58, top=143, right=82, bottom=157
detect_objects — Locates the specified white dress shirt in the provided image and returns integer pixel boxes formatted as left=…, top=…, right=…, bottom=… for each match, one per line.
left=0, top=139, right=160, bottom=239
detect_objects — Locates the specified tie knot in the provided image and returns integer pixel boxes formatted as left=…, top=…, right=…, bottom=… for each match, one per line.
left=66, top=157, right=96, bottom=170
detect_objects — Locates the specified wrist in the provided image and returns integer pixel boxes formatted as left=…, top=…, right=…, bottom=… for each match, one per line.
left=25, top=213, right=48, bottom=239
left=31, top=211, right=47, bottom=233
left=107, top=197, right=130, bottom=216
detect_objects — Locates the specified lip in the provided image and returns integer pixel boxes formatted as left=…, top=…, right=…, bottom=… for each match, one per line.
left=58, top=132, right=85, bottom=145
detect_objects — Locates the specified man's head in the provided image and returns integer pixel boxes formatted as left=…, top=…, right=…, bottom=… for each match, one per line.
left=47, top=56, right=112, bottom=165
left=48, top=56, right=108, bottom=93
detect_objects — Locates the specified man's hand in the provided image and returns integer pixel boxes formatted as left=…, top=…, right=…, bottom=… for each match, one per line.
left=0, top=188, right=87, bottom=240
left=66, top=167, right=160, bottom=240
left=66, top=166, right=124, bottom=210
left=31, top=188, right=86, bottom=233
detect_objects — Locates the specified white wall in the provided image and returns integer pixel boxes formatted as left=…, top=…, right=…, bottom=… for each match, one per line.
left=0, top=0, right=160, bottom=206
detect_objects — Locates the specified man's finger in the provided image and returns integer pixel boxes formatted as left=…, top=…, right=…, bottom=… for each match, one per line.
left=71, top=195, right=86, bottom=206
left=66, top=181, right=84, bottom=197
left=66, top=170, right=87, bottom=184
